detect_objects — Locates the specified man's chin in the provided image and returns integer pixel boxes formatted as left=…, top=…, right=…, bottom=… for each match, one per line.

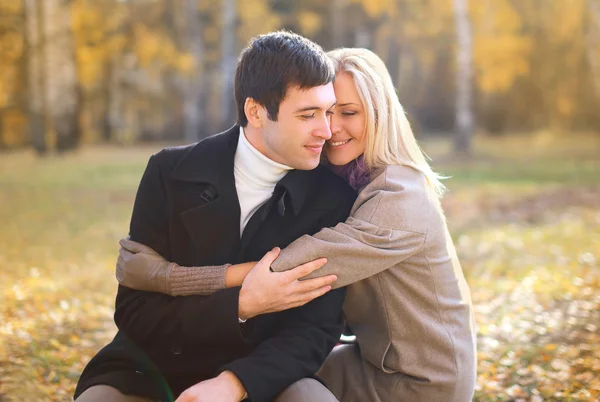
left=292, top=159, right=321, bottom=171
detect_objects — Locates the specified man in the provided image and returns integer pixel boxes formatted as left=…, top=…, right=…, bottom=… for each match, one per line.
left=74, top=31, right=357, bottom=402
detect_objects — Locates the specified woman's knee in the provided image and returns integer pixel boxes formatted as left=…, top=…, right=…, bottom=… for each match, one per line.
left=274, top=378, right=338, bottom=402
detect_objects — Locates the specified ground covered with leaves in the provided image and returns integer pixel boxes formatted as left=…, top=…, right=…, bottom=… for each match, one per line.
left=1, top=134, right=599, bottom=401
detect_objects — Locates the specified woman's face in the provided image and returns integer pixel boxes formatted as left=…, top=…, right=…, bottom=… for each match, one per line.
left=325, top=72, right=367, bottom=166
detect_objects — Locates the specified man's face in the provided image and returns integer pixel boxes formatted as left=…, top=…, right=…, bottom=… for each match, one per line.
left=260, top=84, right=336, bottom=170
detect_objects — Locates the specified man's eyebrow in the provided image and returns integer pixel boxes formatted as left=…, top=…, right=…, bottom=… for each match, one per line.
left=294, top=102, right=337, bottom=113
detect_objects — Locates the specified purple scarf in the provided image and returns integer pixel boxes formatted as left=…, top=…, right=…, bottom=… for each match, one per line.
left=324, top=155, right=371, bottom=191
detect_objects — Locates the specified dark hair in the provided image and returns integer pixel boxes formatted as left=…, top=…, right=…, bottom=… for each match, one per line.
left=235, top=31, right=335, bottom=127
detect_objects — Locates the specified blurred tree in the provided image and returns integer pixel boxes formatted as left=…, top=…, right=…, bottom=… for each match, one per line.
left=3, top=0, right=600, bottom=152
left=471, top=0, right=531, bottom=133
left=588, top=0, right=600, bottom=101
left=453, top=0, right=474, bottom=153
left=24, top=0, right=50, bottom=154
left=220, top=0, right=237, bottom=129
left=45, top=0, right=81, bottom=152
left=23, top=0, right=80, bottom=155
left=511, top=0, right=590, bottom=130
left=0, top=0, right=27, bottom=149
left=170, top=0, right=205, bottom=142
left=330, top=0, right=347, bottom=47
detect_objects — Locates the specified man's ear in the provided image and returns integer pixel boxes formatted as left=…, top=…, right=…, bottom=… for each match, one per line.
left=244, top=98, right=265, bottom=128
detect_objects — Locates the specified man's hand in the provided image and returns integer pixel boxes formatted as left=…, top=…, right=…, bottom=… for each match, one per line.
left=175, top=371, right=247, bottom=402
left=238, top=248, right=336, bottom=320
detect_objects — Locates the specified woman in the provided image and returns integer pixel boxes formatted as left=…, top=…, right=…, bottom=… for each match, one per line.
left=117, top=48, right=476, bottom=402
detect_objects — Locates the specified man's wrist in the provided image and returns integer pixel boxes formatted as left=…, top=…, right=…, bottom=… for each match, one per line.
left=218, top=370, right=247, bottom=400
left=238, top=288, right=253, bottom=321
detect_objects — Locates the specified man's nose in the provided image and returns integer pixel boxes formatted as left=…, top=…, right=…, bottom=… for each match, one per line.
left=313, top=114, right=332, bottom=140
left=329, top=112, right=342, bottom=136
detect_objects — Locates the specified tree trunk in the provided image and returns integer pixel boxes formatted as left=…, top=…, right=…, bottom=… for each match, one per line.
left=170, top=0, right=205, bottom=142
left=220, top=0, right=237, bottom=130
left=101, top=55, right=123, bottom=143
left=587, top=0, right=600, bottom=100
left=453, top=0, right=474, bottom=154
left=330, top=0, right=347, bottom=48
left=183, top=0, right=205, bottom=142
left=24, top=0, right=49, bottom=155
left=45, top=0, right=80, bottom=151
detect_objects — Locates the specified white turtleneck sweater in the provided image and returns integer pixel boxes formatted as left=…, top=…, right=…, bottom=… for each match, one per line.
left=233, top=127, right=293, bottom=235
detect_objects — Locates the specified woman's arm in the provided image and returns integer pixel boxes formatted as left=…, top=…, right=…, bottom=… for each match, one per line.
left=116, top=238, right=253, bottom=296
left=116, top=239, right=335, bottom=301
left=271, top=167, right=433, bottom=288
left=271, top=216, right=426, bottom=288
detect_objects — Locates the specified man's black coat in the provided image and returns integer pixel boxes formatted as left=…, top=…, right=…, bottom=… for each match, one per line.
left=74, top=126, right=357, bottom=401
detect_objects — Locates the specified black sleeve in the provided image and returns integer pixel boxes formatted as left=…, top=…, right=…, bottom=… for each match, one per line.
left=114, top=154, right=247, bottom=351
left=220, top=196, right=354, bottom=402
left=221, top=288, right=346, bottom=402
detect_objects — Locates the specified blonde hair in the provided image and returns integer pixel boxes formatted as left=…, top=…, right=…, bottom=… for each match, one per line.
left=327, top=48, right=447, bottom=197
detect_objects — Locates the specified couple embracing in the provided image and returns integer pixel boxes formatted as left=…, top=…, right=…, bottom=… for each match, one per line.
left=74, top=31, right=476, bottom=402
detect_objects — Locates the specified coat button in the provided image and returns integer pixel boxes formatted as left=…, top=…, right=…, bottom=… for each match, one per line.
left=170, top=345, right=182, bottom=355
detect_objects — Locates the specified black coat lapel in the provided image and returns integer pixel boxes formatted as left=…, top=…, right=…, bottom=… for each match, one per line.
left=170, top=126, right=242, bottom=264
left=236, top=186, right=286, bottom=261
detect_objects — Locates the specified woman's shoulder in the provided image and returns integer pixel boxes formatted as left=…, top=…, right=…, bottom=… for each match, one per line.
left=356, top=164, right=440, bottom=231
left=364, top=164, right=428, bottom=196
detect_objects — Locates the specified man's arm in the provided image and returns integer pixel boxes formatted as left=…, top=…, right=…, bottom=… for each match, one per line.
left=220, top=287, right=346, bottom=402
left=218, top=198, right=354, bottom=402
left=114, top=153, right=247, bottom=350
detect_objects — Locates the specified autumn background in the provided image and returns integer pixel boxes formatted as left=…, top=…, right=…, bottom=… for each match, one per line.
left=0, top=0, right=599, bottom=401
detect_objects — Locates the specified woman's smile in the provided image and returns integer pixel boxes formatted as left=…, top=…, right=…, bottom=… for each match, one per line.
left=328, top=139, right=353, bottom=148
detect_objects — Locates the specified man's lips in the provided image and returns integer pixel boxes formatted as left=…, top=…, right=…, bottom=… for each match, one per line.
left=305, top=144, right=324, bottom=153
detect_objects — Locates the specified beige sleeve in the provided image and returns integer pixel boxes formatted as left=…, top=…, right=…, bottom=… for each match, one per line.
left=168, top=264, right=230, bottom=296
left=271, top=167, right=436, bottom=288
left=270, top=216, right=426, bottom=288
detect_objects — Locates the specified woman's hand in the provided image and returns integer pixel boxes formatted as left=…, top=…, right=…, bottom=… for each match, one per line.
left=116, top=238, right=172, bottom=293
left=238, top=248, right=336, bottom=320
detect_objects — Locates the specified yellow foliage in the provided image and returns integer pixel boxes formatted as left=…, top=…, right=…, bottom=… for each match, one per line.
left=0, top=0, right=22, bottom=14
left=474, top=36, right=532, bottom=92
left=555, top=95, right=575, bottom=118
left=0, top=65, right=18, bottom=108
left=204, top=25, right=221, bottom=44
left=550, top=0, right=586, bottom=41
left=361, top=0, right=394, bottom=19
left=0, top=0, right=598, bottom=148
left=238, top=0, right=281, bottom=40
left=471, top=0, right=532, bottom=93
left=0, top=31, right=24, bottom=62
left=1, top=110, right=27, bottom=147
left=176, top=53, right=197, bottom=75
left=133, top=24, right=187, bottom=73
left=297, top=11, right=322, bottom=36
left=77, top=46, right=104, bottom=90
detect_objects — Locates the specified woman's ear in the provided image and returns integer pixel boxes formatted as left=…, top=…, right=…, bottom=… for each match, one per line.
left=244, top=98, right=264, bottom=128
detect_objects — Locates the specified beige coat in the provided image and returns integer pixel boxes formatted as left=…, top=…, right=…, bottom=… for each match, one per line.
left=271, top=164, right=477, bottom=402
